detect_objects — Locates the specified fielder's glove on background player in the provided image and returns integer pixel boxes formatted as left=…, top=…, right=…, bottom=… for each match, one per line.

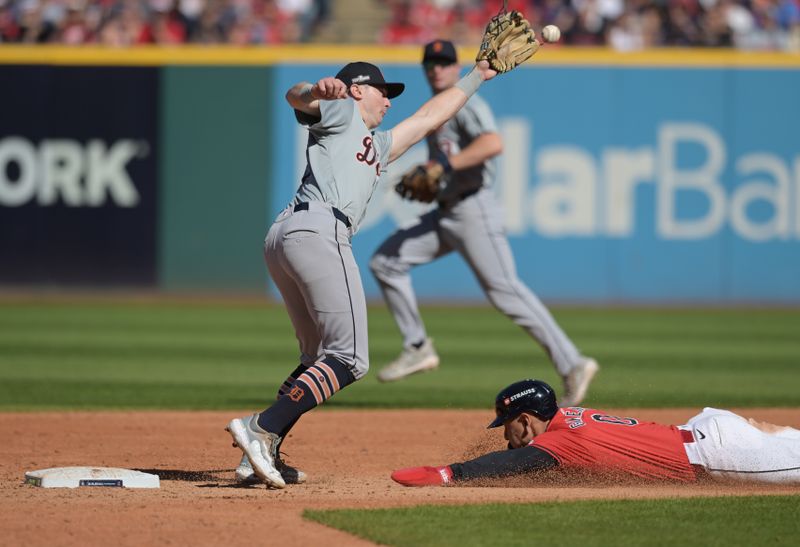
left=476, top=10, right=540, bottom=73
left=395, top=160, right=448, bottom=203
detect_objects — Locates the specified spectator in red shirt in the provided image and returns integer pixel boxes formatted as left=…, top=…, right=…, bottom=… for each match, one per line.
left=141, top=6, right=186, bottom=43
left=392, top=379, right=800, bottom=486
left=380, top=1, right=428, bottom=44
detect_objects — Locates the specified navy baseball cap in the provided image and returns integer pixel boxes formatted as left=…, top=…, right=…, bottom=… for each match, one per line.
left=422, top=40, right=458, bottom=64
left=335, top=62, right=405, bottom=99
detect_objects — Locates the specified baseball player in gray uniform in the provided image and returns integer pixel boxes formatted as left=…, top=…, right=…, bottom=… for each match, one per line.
left=226, top=58, right=503, bottom=488
left=370, top=40, right=598, bottom=406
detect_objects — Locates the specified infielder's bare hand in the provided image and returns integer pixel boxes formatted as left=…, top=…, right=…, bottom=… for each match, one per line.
left=475, top=60, right=498, bottom=82
left=312, top=77, right=348, bottom=100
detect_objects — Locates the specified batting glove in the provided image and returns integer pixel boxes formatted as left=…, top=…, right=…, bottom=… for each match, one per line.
left=391, top=466, right=453, bottom=487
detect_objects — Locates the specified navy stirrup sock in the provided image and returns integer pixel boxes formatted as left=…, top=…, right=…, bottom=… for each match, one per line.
left=277, top=364, right=309, bottom=399
left=257, top=357, right=355, bottom=435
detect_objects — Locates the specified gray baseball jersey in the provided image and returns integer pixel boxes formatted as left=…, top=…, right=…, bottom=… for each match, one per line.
left=370, top=92, right=585, bottom=377
left=293, top=99, right=392, bottom=232
left=432, top=94, right=498, bottom=204
left=266, top=98, right=392, bottom=379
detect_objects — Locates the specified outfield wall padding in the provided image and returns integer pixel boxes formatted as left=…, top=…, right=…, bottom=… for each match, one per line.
left=1, top=48, right=798, bottom=302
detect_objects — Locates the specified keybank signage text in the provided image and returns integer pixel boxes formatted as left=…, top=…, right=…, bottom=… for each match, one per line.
left=499, top=121, right=800, bottom=242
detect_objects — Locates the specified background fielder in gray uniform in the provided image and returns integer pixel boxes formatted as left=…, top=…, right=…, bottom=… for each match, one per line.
left=226, top=58, right=502, bottom=489
left=370, top=40, right=599, bottom=407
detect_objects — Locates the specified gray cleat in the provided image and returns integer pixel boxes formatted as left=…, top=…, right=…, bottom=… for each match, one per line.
left=235, top=452, right=307, bottom=485
left=561, top=357, right=599, bottom=407
left=377, top=338, right=440, bottom=383
left=225, top=414, right=285, bottom=489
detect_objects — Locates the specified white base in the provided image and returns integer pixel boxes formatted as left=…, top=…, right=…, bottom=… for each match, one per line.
left=25, top=467, right=160, bottom=488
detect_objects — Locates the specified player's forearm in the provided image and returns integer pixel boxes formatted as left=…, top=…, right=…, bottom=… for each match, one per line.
left=285, top=82, right=320, bottom=115
left=418, top=69, right=484, bottom=131
left=391, top=446, right=558, bottom=487
left=389, top=68, right=485, bottom=163
left=450, top=446, right=559, bottom=481
left=446, top=133, right=503, bottom=171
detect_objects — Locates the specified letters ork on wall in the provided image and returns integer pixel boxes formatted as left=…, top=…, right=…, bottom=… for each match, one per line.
left=0, top=66, right=158, bottom=285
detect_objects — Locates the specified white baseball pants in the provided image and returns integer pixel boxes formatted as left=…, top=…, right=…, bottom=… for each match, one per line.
left=681, top=407, right=800, bottom=484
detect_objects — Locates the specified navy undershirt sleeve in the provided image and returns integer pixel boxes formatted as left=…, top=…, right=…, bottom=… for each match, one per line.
left=449, top=445, right=558, bottom=481
left=294, top=109, right=321, bottom=125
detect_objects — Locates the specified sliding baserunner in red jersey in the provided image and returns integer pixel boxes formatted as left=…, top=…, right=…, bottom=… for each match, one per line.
left=392, top=379, right=800, bottom=486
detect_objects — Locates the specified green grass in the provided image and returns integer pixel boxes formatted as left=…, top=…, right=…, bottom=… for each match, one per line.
left=304, top=495, right=800, bottom=547
left=1, top=299, right=799, bottom=410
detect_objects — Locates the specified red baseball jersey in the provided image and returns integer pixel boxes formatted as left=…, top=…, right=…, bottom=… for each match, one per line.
left=530, top=407, right=697, bottom=481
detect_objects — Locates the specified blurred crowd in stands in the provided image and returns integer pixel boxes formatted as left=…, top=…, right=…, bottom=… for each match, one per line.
left=0, top=0, right=331, bottom=44
left=1, top=0, right=798, bottom=49
left=381, top=0, right=800, bottom=49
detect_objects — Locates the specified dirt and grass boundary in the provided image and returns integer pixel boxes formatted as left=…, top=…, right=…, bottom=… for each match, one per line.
left=3, top=408, right=798, bottom=546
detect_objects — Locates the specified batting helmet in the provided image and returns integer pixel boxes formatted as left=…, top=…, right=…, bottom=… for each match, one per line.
left=487, top=379, right=558, bottom=428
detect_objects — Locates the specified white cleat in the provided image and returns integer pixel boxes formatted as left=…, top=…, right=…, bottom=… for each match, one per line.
left=561, top=357, right=599, bottom=407
left=225, top=414, right=285, bottom=489
left=234, top=453, right=261, bottom=485
left=377, top=338, right=440, bottom=383
left=235, top=452, right=307, bottom=485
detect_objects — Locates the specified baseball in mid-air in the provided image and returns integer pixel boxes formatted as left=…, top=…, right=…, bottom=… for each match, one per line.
left=541, top=25, right=561, bottom=43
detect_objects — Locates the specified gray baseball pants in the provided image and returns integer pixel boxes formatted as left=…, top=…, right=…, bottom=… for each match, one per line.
left=370, top=189, right=582, bottom=376
left=265, top=202, right=369, bottom=380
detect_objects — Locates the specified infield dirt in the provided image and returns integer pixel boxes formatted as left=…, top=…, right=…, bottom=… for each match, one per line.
left=2, top=408, right=799, bottom=546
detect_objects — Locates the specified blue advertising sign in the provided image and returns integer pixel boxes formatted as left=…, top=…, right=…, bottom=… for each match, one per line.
left=271, top=63, right=800, bottom=303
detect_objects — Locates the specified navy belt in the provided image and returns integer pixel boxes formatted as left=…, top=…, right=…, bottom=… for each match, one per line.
left=294, top=202, right=351, bottom=228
